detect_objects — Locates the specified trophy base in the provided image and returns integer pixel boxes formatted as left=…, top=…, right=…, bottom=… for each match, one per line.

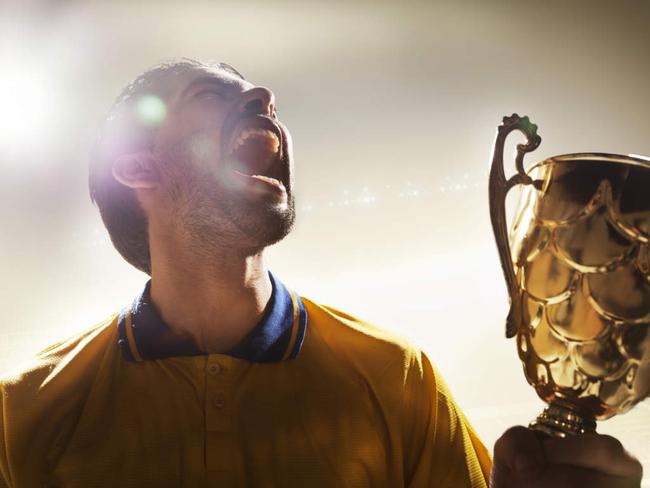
left=529, top=403, right=597, bottom=437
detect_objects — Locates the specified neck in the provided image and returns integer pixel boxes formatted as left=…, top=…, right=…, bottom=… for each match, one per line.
left=147, top=221, right=272, bottom=354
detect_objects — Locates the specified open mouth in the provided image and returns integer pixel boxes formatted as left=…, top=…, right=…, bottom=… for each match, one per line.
left=225, top=119, right=286, bottom=197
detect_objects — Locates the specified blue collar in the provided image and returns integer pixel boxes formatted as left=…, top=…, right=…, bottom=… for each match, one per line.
left=117, top=273, right=307, bottom=363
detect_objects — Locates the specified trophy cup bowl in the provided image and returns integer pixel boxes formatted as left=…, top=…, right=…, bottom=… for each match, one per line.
left=489, top=114, right=650, bottom=437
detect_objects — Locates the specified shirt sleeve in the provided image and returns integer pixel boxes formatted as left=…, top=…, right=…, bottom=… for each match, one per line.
left=0, top=382, right=11, bottom=488
left=403, top=349, right=492, bottom=487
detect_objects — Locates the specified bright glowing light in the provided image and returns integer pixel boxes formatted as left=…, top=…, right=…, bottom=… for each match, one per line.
left=0, top=64, right=57, bottom=154
left=135, top=95, right=167, bottom=126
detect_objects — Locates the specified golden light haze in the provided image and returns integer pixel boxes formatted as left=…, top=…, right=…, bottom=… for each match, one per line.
left=1, top=0, right=649, bottom=482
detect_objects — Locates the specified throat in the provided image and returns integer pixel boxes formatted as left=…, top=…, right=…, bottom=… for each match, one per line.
left=147, top=243, right=273, bottom=354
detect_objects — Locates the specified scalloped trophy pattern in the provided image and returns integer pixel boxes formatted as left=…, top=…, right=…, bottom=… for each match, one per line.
left=511, top=161, right=650, bottom=420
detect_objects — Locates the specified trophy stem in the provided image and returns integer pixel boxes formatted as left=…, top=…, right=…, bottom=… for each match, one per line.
left=529, top=403, right=597, bottom=437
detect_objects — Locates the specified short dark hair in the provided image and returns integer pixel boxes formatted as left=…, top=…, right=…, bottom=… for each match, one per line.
left=88, top=59, right=244, bottom=275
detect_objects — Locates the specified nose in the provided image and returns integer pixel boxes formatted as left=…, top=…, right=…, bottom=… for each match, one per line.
left=238, top=86, right=276, bottom=117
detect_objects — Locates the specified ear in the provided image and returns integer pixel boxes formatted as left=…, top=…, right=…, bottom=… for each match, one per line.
left=111, top=150, right=159, bottom=189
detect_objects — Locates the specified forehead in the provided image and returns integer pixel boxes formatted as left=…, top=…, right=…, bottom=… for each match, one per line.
left=169, top=66, right=253, bottom=103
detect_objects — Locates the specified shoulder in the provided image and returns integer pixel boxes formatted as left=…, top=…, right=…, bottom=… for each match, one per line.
left=0, top=313, right=119, bottom=431
left=300, top=296, right=427, bottom=384
left=0, top=313, right=118, bottom=390
left=302, top=296, right=417, bottom=350
left=0, top=314, right=119, bottom=485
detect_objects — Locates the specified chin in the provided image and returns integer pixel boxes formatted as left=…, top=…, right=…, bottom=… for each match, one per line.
left=226, top=193, right=296, bottom=249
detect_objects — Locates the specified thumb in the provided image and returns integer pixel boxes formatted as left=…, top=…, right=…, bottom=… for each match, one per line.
left=492, top=426, right=546, bottom=486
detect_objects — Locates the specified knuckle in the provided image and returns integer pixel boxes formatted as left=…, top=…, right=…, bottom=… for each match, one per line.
left=584, top=434, right=625, bottom=461
left=600, top=434, right=624, bottom=453
left=494, top=426, right=529, bottom=453
left=590, top=435, right=643, bottom=481
left=630, top=458, right=643, bottom=482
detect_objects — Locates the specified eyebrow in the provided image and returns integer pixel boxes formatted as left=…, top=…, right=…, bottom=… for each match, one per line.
left=180, top=76, right=241, bottom=100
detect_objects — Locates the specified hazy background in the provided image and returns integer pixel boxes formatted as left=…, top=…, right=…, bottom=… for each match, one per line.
left=1, top=0, right=649, bottom=482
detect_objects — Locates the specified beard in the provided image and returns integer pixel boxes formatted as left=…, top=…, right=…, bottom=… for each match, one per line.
left=158, top=139, right=296, bottom=254
left=220, top=188, right=296, bottom=247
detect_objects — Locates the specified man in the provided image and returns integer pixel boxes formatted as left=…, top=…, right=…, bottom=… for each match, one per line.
left=0, top=60, right=642, bottom=487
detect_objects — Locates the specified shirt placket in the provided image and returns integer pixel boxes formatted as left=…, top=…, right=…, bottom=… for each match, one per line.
left=204, top=355, right=236, bottom=485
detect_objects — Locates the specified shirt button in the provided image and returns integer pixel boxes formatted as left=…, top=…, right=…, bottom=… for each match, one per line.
left=207, top=363, right=222, bottom=375
left=212, top=394, right=225, bottom=409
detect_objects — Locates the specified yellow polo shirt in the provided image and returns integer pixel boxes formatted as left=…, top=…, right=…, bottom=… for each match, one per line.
left=0, top=274, right=490, bottom=487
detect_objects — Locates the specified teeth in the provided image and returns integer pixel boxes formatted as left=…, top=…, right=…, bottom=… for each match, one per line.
left=251, top=174, right=285, bottom=189
left=230, top=128, right=280, bottom=154
left=233, top=170, right=285, bottom=190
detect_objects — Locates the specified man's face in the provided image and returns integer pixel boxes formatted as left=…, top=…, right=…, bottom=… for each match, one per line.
left=151, top=66, right=295, bottom=250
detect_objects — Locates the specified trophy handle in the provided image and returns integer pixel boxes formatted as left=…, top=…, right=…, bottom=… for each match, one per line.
left=489, top=114, right=542, bottom=338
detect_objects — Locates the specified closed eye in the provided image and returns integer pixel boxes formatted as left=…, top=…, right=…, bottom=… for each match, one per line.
left=195, top=89, right=228, bottom=100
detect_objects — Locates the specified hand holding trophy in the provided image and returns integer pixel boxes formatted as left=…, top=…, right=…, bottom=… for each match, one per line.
left=488, top=114, right=648, bottom=486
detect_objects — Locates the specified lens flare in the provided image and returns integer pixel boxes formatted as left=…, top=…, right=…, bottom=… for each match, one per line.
left=135, top=95, right=167, bottom=127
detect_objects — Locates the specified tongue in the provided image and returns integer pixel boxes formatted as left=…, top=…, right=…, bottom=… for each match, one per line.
left=231, top=137, right=277, bottom=175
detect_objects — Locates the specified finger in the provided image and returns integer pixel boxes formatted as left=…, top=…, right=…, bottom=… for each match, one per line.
left=524, top=464, right=642, bottom=488
left=543, top=433, right=643, bottom=480
left=492, top=426, right=545, bottom=484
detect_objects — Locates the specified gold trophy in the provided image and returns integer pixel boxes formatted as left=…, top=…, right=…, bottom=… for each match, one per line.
left=489, top=114, right=650, bottom=437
